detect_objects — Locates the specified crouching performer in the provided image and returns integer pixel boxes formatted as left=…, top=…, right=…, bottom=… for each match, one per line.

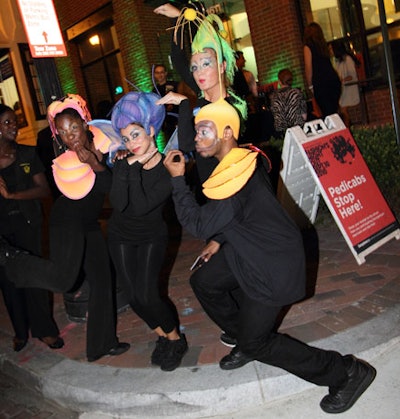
left=163, top=97, right=376, bottom=414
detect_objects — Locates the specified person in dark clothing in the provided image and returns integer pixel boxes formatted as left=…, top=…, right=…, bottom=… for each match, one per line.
left=232, top=51, right=258, bottom=99
left=154, top=2, right=247, bottom=186
left=0, top=95, right=129, bottom=362
left=154, top=2, right=247, bottom=346
left=152, top=64, right=180, bottom=141
left=108, top=91, right=188, bottom=371
left=303, top=22, right=341, bottom=118
left=0, top=105, right=63, bottom=352
left=163, top=98, right=376, bottom=414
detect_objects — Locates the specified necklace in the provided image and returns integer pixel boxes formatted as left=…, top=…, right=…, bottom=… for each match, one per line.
left=143, top=152, right=161, bottom=170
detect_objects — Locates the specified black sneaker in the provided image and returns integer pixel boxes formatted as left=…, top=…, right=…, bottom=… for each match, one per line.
left=220, top=332, right=237, bottom=348
left=160, top=334, right=188, bottom=372
left=320, top=355, right=376, bottom=413
left=151, top=336, right=169, bottom=366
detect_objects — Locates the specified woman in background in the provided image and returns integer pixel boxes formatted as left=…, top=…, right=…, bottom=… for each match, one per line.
left=331, top=40, right=360, bottom=127
left=303, top=22, right=341, bottom=118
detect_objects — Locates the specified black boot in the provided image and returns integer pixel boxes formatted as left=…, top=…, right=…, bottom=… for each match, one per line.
left=160, top=334, right=188, bottom=372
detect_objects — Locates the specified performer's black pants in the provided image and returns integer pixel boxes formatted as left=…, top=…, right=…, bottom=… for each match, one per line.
left=109, top=238, right=177, bottom=333
left=190, top=249, right=348, bottom=388
left=5, top=224, right=118, bottom=359
left=1, top=215, right=59, bottom=341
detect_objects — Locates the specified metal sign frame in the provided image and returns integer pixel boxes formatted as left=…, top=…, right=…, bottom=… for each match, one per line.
left=279, top=114, right=400, bottom=265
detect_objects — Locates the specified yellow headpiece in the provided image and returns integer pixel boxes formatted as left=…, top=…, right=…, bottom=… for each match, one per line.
left=194, top=98, right=240, bottom=140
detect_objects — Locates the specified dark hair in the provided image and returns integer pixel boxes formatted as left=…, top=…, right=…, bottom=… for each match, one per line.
left=303, top=22, right=330, bottom=58
left=153, top=64, right=167, bottom=72
left=278, top=68, right=293, bottom=86
left=0, top=104, right=14, bottom=117
left=234, top=51, right=244, bottom=60
left=330, top=40, right=360, bottom=66
left=54, top=107, right=83, bottom=123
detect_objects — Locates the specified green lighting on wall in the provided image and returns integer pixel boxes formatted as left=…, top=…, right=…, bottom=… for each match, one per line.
left=55, top=58, right=77, bottom=95
left=261, top=50, right=304, bottom=90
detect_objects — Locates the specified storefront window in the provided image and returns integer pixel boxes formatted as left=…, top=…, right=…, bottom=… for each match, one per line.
left=309, top=0, right=400, bottom=82
left=310, top=0, right=343, bottom=40
left=361, top=0, right=400, bottom=29
left=367, top=26, right=400, bottom=79
left=77, top=25, right=127, bottom=117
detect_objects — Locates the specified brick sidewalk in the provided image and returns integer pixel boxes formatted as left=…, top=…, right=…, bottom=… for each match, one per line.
left=1, top=219, right=399, bottom=370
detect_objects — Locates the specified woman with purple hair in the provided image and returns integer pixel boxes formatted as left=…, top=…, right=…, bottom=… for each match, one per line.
left=108, top=91, right=188, bottom=372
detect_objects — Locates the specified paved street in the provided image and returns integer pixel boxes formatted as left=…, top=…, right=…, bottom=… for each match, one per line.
left=0, top=368, right=78, bottom=418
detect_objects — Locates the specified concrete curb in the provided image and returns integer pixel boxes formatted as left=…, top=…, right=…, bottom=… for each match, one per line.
left=1, top=303, right=399, bottom=418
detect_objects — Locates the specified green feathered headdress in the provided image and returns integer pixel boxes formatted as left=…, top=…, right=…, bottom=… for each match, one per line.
left=171, top=3, right=247, bottom=123
left=173, top=7, right=236, bottom=85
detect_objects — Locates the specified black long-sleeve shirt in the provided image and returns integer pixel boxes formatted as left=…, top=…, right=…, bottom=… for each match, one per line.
left=171, top=158, right=306, bottom=305
left=108, top=157, right=172, bottom=243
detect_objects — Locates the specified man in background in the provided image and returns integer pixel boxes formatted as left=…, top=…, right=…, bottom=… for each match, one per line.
left=153, top=64, right=179, bottom=141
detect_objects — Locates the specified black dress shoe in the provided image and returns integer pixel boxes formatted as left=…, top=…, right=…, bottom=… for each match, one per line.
left=13, top=338, right=28, bottom=352
left=87, top=342, right=130, bottom=362
left=219, top=347, right=253, bottom=370
left=320, top=355, right=376, bottom=413
left=39, top=336, right=65, bottom=349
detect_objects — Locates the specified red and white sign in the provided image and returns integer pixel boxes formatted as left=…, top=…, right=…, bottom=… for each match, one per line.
left=303, top=127, right=398, bottom=253
left=280, top=115, right=400, bottom=264
left=17, top=0, right=67, bottom=58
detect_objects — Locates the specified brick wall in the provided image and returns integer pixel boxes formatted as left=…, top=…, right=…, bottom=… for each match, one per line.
left=113, top=0, right=170, bottom=90
left=364, top=87, right=400, bottom=125
left=52, top=0, right=111, bottom=99
left=53, top=0, right=169, bottom=99
left=244, top=0, right=305, bottom=88
left=51, top=0, right=397, bottom=126
left=244, top=0, right=398, bottom=126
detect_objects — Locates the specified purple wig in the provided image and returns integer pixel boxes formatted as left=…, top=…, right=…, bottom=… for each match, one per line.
left=111, top=91, right=165, bottom=137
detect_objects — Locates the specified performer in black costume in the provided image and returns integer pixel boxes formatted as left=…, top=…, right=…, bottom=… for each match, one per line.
left=108, top=91, right=188, bottom=371
left=163, top=97, right=376, bottom=415
left=1, top=95, right=129, bottom=362
left=154, top=2, right=247, bottom=185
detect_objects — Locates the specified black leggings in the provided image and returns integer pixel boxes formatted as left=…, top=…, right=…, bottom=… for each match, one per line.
left=109, top=239, right=177, bottom=333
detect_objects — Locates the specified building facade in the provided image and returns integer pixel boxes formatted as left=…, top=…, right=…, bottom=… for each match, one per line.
left=0, top=0, right=399, bottom=145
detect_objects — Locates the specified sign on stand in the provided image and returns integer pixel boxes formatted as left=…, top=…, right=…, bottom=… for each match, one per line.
left=279, top=114, right=400, bottom=265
